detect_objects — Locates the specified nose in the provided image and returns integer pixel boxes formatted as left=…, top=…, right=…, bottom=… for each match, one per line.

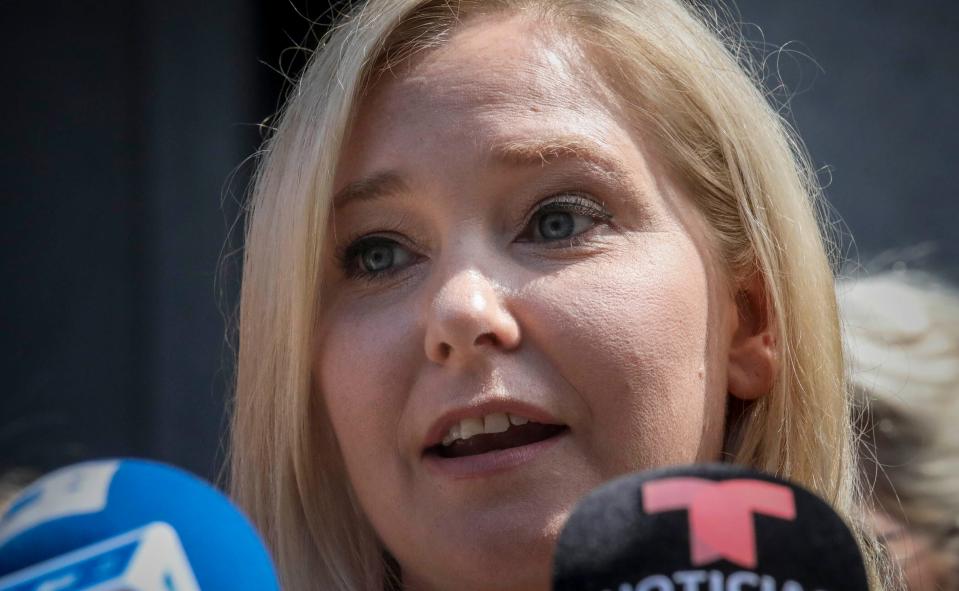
left=424, top=269, right=521, bottom=367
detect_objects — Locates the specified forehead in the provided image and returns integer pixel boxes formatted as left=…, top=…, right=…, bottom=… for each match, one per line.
left=338, top=13, right=626, bottom=176
left=385, top=14, right=604, bottom=110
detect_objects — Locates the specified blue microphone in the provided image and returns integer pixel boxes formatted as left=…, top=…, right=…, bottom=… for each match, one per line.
left=0, top=459, right=279, bottom=590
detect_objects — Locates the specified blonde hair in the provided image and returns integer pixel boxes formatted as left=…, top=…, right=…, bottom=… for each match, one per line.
left=229, top=1, right=881, bottom=588
left=841, top=270, right=959, bottom=586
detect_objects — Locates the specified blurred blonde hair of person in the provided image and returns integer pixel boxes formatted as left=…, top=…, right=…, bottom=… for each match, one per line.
left=841, top=270, right=959, bottom=590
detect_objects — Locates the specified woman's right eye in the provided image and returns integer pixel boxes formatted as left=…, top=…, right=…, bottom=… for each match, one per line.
left=338, top=236, right=417, bottom=281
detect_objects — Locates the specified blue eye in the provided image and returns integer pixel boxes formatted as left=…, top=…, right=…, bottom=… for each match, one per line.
left=361, top=243, right=395, bottom=273
left=521, top=194, right=612, bottom=243
left=339, top=236, right=416, bottom=280
left=537, top=211, right=580, bottom=240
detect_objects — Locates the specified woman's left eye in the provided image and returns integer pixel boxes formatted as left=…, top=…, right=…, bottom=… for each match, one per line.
left=517, top=194, right=613, bottom=243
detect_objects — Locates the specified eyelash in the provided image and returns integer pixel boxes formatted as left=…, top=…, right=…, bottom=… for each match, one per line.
left=335, top=193, right=613, bottom=282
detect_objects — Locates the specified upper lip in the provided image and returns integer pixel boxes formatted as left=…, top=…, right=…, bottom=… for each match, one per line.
left=421, top=398, right=565, bottom=455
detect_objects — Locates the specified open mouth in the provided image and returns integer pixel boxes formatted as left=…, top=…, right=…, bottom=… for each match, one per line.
left=425, top=413, right=569, bottom=459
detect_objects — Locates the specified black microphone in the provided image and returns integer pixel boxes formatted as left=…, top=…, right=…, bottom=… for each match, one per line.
left=552, top=464, right=869, bottom=591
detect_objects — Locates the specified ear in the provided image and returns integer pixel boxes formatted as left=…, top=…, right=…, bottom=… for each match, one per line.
left=727, top=273, right=779, bottom=400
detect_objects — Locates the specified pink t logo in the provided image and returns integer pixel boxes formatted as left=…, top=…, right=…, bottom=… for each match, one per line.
left=642, top=477, right=796, bottom=569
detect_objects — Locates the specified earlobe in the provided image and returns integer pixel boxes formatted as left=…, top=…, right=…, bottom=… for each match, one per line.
left=727, top=276, right=779, bottom=401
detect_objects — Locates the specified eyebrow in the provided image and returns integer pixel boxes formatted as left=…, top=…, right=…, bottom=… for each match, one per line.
left=332, top=170, right=409, bottom=209
left=488, top=135, right=629, bottom=176
left=491, top=135, right=641, bottom=207
left=332, top=135, right=632, bottom=209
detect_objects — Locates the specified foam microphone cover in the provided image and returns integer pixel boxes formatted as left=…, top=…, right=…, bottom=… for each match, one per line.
left=0, top=459, right=279, bottom=590
left=553, top=464, right=868, bottom=591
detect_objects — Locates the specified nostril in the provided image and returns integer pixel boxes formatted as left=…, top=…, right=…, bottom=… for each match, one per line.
left=437, top=342, right=452, bottom=359
left=474, top=333, right=498, bottom=348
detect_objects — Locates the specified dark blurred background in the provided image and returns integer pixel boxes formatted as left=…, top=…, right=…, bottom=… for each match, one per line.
left=1, top=0, right=956, bottom=484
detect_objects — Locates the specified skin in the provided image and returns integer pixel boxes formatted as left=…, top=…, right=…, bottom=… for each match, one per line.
left=314, top=13, right=776, bottom=591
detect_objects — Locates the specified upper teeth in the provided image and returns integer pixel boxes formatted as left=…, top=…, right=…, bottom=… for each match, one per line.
left=441, top=413, right=531, bottom=446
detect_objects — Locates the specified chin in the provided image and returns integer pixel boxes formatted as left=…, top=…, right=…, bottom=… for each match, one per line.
left=396, top=500, right=571, bottom=591
left=407, top=543, right=554, bottom=591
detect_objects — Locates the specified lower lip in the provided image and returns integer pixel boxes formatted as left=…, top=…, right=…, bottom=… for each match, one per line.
left=422, top=429, right=568, bottom=480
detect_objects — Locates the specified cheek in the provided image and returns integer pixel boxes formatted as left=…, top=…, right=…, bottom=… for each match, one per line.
left=315, top=297, right=420, bottom=488
left=520, top=235, right=727, bottom=470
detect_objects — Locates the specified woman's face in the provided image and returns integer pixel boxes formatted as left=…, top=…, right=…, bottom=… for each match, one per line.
left=316, top=14, right=754, bottom=591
